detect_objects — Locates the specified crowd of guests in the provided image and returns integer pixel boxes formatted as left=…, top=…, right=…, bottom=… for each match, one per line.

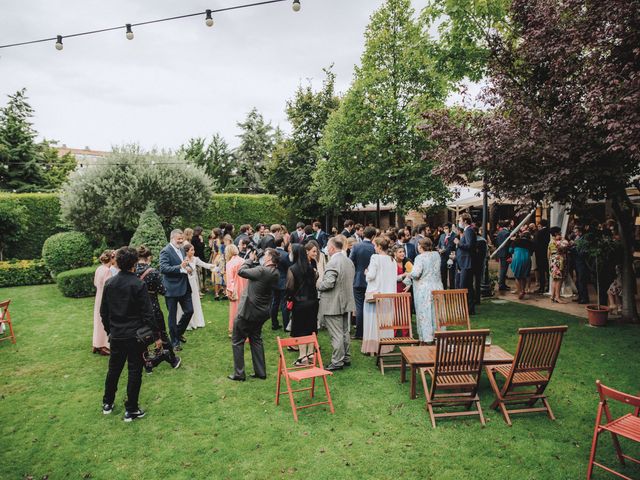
left=93, top=214, right=626, bottom=421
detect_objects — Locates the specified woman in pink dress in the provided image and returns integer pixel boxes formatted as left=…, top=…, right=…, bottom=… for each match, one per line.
left=92, top=250, right=113, bottom=355
left=225, top=244, right=247, bottom=336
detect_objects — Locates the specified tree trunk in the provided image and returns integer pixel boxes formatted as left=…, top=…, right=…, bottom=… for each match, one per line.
left=611, top=193, right=639, bottom=323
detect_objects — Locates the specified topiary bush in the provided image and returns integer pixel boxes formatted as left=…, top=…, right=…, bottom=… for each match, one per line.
left=56, top=266, right=97, bottom=298
left=129, top=202, right=167, bottom=267
left=42, top=231, right=93, bottom=277
left=0, top=259, right=53, bottom=288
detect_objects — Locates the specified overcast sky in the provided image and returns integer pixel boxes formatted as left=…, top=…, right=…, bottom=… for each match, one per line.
left=0, top=0, right=471, bottom=152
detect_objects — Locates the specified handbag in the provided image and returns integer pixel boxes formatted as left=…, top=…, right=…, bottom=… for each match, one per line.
left=135, top=325, right=155, bottom=346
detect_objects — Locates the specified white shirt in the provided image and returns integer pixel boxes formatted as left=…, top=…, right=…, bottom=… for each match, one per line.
left=171, top=242, right=187, bottom=273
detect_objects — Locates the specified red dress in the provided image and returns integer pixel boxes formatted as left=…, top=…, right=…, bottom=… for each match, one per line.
left=396, top=263, right=409, bottom=337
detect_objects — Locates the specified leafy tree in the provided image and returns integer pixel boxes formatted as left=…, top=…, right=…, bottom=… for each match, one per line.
left=39, top=140, right=76, bottom=191
left=423, top=0, right=640, bottom=322
left=0, top=202, right=27, bottom=261
left=314, top=0, right=450, bottom=214
left=129, top=202, right=167, bottom=267
left=267, top=67, right=340, bottom=219
left=60, top=144, right=213, bottom=245
left=232, top=108, right=274, bottom=193
left=180, top=133, right=234, bottom=192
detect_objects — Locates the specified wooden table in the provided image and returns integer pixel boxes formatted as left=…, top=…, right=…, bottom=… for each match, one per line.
left=400, top=345, right=514, bottom=400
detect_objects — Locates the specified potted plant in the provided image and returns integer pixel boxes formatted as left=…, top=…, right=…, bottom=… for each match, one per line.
left=576, top=232, right=620, bottom=326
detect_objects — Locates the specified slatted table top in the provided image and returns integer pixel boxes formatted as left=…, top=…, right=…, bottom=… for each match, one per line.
left=400, top=345, right=514, bottom=366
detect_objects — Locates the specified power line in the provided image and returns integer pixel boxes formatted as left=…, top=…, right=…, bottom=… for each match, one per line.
left=0, top=0, right=301, bottom=50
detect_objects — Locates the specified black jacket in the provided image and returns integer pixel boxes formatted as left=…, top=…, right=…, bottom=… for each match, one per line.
left=101, top=271, right=155, bottom=340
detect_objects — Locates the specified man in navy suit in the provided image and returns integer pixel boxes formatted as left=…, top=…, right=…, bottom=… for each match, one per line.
left=159, top=229, right=194, bottom=350
left=494, top=221, right=511, bottom=291
left=312, top=221, right=329, bottom=250
left=349, top=226, right=376, bottom=339
left=437, top=223, right=457, bottom=289
left=398, top=230, right=417, bottom=263
left=271, top=237, right=291, bottom=331
left=454, top=213, right=477, bottom=315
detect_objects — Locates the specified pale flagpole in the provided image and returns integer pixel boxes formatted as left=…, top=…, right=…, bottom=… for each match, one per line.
left=489, top=208, right=537, bottom=259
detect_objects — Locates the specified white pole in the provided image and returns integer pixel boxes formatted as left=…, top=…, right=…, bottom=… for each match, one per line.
left=489, top=208, right=537, bottom=259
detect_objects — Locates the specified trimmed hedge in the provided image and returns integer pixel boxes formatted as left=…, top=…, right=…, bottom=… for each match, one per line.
left=42, top=231, right=94, bottom=277
left=0, top=260, right=54, bottom=288
left=0, top=193, right=63, bottom=260
left=56, top=266, right=97, bottom=298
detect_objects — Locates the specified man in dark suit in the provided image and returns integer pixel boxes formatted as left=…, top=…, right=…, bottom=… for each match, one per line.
left=341, top=219, right=355, bottom=238
left=437, top=223, right=456, bottom=289
left=101, top=246, right=155, bottom=422
left=534, top=219, right=550, bottom=294
left=272, top=237, right=291, bottom=331
left=494, top=221, right=511, bottom=291
left=159, top=229, right=194, bottom=351
left=398, top=230, right=417, bottom=263
left=233, top=224, right=252, bottom=247
left=349, top=226, right=376, bottom=339
left=290, top=222, right=307, bottom=244
left=353, top=224, right=364, bottom=243
left=472, top=226, right=487, bottom=305
left=228, top=248, right=280, bottom=381
left=454, top=213, right=477, bottom=315
left=258, top=224, right=280, bottom=251
left=312, top=221, right=329, bottom=250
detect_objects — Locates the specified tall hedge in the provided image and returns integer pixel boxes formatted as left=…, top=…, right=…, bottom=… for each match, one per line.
left=0, top=193, right=63, bottom=259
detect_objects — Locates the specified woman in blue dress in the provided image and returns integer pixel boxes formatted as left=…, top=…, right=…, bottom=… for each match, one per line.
left=509, top=229, right=534, bottom=300
left=409, top=238, right=443, bottom=343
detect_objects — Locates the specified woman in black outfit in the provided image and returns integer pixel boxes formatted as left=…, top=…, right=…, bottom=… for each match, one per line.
left=191, top=226, right=207, bottom=294
left=135, top=246, right=181, bottom=372
left=286, top=244, right=319, bottom=366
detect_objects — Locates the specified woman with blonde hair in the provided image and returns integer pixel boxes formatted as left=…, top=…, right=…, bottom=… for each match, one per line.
left=225, top=244, right=247, bottom=335
left=209, top=228, right=226, bottom=301
left=92, top=250, right=113, bottom=356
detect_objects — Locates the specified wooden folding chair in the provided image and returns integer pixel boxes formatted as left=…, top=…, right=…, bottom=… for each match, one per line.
left=420, top=329, right=489, bottom=427
left=276, top=334, right=335, bottom=422
left=587, top=380, right=640, bottom=480
left=374, top=293, right=420, bottom=374
left=0, top=300, right=16, bottom=344
left=485, top=325, right=568, bottom=426
left=432, top=289, right=471, bottom=331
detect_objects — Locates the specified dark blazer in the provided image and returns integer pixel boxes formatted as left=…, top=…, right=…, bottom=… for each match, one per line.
left=534, top=227, right=550, bottom=259
left=472, top=236, right=488, bottom=274
left=159, top=243, right=189, bottom=297
left=401, top=241, right=417, bottom=263
left=258, top=233, right=276, bottom=250
left=341, top=228, right=353, bottom=238
left=494, top=228, right=511, bottom=259
left=236, top=260, right=280, bottom=322
left=314, top=230, right=329, bottom=250
left=290, top=230, right=305, bottom=244
left=437, top=233, right=456, bottom=265
left=191, top=235, right=205, bottom=260
left=349, top=239, right=375, bottom=288
left=275, top=247, right=291, bottom=290
left=101, top=271, right=154, bottom=340
left=456, top=226, right=477, bottom=271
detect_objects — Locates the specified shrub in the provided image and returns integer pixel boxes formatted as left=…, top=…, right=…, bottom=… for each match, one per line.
left=0, top=259, right=53, bottom=288
left=42, top=231, right=93, bottom=277
left=129, top=202, right=167, bottom=267
left=56, top=266, right=97, bottom=298
left=0, top=202, right=27, bottom=261
left=0, top=193, right=63, bottom=260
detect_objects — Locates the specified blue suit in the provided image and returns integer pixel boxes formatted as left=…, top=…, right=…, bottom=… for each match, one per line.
left=271, top=247, right=291, bottom=329
left=314, top=230, right=329, bottom=250
left=437, top=232, right=456, bottom=289
left=349, top=239, right=375, bottom=338
left=401, top=241, right=417, bottom=263
left=455, top=226, right=477, bottom=314
left=159, top=243, right=194, bottom=347
left=494, top=228, right=511, bottom=290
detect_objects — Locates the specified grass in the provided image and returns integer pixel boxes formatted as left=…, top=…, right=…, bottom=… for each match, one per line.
left=0, top=284, right=639, bottom=480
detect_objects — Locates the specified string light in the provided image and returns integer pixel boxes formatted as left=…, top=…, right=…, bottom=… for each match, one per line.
left=0, top=0, right=299, bottom=51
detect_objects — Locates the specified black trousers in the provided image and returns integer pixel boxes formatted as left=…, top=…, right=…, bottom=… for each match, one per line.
left=103, top=338, right=145, bottom=411
left=145, top=330, right=178, bottom=370
left=165, top=287, right=194, bottom=347
left=537, top=254, right=549, bottom=292
left=353, top=287, right=366, bottom=338
left=440, top=264, right=449, bottom=289
left=231, top=315, right=267, bottom=379
left=270, top=288, right=289, bottom=329
left=575, top=261, right=590, bottom=303
left=456, top=268, right=475, bottom=315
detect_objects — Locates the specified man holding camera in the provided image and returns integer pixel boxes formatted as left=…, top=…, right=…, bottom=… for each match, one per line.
left=228, top=248, right=280, bottom=381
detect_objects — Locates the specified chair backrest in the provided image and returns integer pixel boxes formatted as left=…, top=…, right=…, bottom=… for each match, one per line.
left=277, top=333, right=325, bottom=374
left=374, top=293, right=413, bottom=336
left=596, top=380, right=640, bottom=409
left=432, top=289, right=470, bottom=330
left=0, top=299, right=10, bottom=321
left=500, top=326, right=568, bottom=393
left=432, top=329, right=489, bottom=388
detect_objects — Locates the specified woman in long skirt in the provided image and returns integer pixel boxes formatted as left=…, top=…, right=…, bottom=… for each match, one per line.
left=92, top=250, right=113, bottom=356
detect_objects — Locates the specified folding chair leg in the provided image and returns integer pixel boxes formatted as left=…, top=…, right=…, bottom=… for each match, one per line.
left=275, top=358, right=282, bottom=405
left=376, top=344, right=381, bottom=367
left=542, top=396, right=556, bottom=421
left=499, top=401, right=512, bottom=426
left=610, top=432, right=626, bottom=465
left=587, top=429, right=599, bottom=480
left=310, top=377, right=316, bottom=399
left=284, top=376, right=298, bottom=422
left=420, top=369, right=436, bottom=428
left=322, top=376, right=335, bottom=414
left=477, top=399, right=486, bottom=426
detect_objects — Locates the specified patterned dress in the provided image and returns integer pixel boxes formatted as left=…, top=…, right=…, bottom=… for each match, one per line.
left=410, top=252, right=443, bottom=343
left=548, top=240, right=565, bottom=280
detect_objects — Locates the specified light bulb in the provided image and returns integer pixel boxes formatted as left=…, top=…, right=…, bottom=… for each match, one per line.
left=55, top=35, right=63, bottom=51
left=126, top=24, right=134, bottom=40
left=205, top=10, right=214, bottom=27
left=292, top=0, right=301, bottom=12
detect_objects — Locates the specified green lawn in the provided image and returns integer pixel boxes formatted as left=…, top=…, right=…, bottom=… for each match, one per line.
left=0, top=284, right=639, bottom=480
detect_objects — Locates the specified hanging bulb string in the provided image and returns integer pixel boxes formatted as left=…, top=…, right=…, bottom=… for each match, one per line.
left=0, top=0, right=295, bottom=50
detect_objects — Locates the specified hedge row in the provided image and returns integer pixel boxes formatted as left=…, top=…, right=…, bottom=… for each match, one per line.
left=0, top=193, right=63, bottom=260
left=0, top=260, right=54, bottom=288
left=56, top=265, right=97, bottom=298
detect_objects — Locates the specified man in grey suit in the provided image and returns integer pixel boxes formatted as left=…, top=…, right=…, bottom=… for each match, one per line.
left=228, top=248, right=280, bottom=381
left=318, top=237, right=356, bottom=371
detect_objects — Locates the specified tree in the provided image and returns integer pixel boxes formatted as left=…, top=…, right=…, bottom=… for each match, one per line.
left=422, top=0, right=640, bottom=322
left=180, top=133, right=234, bottom=192
left=0, top=202, right=27, bottom=261
left=232, top=108, right=274, bottom=194
left=60, top=144, right=213, bottom=246
left=266, top=67, right=340, bottom=219
left=314, top=0, right=450, bottom=214
left=39, top=140, right=76, bottom=191
left=129, top=202, right=167, bottom=268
